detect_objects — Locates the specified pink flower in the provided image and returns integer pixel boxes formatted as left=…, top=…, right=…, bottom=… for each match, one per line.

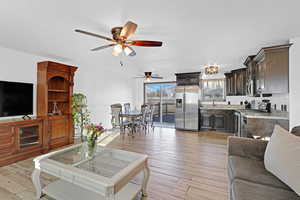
left=95, top=125, right=104, bottom=131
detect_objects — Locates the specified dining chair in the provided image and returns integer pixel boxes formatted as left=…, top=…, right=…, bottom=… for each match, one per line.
left=124, top=103, right=131, bottom=113
left=119, top=113, right=133, bottom=135
left=146, top=105, right=155, bottom=130
left=110, top=104, right=122, bottom=128
left=138, top=105, right=149, bottom=133
left=111, top=103, right=132, bottom=134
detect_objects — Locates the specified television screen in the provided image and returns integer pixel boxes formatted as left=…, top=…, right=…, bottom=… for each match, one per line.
left=0, top=81, right=33, bottom=117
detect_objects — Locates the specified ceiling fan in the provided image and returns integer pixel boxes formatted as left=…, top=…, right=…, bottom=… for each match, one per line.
left=135, top=72, right=163, bottom=81
left=75, top=21, right=163, bottom=56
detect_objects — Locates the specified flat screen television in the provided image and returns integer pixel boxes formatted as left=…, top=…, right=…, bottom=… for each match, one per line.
left=0, top=81, right=33, bottom=117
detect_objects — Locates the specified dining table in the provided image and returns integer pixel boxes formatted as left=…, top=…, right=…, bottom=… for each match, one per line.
left=119, top=110, right=143, bottom=136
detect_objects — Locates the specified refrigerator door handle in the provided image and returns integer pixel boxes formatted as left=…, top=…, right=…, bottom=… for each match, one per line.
left=183, top=92, right=186, bottom=128
left=183, top=93, right=185, bottom=113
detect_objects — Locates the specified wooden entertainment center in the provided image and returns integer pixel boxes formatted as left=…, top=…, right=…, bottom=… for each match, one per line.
left=0, top=61, right=77, bottom=166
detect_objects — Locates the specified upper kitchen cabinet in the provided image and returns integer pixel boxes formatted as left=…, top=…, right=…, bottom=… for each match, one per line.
left=244, top=55, right=257, bottom=96
left=225, top=68, right=247, bottom=96
left=175, top=72, right=201, bottom=86
left=225, top=72, right=235, bottom=96
left=253, top=44, right=291, bottom=94
left=232, top=68, right=247, bottom=96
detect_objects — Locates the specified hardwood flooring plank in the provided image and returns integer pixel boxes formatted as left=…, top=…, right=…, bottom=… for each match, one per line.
left=0, top=128, right=230, bottom=200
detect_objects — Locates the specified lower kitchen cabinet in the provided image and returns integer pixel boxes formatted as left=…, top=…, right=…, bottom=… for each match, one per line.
left=200, top=109, right=234, bottom=133
left=200, top=112, right=213, bottom=129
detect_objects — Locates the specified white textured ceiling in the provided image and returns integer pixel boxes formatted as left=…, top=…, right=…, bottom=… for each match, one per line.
left=0, top=0, right=300, bottom=75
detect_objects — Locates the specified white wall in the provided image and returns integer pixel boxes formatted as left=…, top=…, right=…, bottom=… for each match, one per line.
left=75, top=63, right=133, bottom=128
left=289, top=37, right=300, bottom=129
left=0, top=46, right=134, bottom=128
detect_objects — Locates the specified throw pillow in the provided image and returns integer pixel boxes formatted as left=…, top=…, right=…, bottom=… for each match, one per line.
left=264, top=125, right=300, bottom=196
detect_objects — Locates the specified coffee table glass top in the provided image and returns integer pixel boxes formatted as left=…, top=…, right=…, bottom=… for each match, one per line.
left=48, top=145, right=141, bottom=178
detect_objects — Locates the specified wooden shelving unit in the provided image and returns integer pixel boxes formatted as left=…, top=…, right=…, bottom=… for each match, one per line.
left=37, top=61, right=77, bottom=150
left=48, top=89, right=69, bottom=93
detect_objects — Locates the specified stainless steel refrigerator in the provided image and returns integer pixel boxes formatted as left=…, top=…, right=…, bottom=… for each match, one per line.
left=175, top=85, right=199, bottom=130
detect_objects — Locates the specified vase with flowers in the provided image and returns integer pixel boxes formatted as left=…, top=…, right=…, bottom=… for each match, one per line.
left=82, top=123, right=105, bottom=157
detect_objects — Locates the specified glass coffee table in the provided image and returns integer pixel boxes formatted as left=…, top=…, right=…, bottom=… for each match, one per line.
left=31, top=143, right=149, bottom=200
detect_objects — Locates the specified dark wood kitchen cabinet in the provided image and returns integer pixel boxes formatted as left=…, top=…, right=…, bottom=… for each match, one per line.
left=225, top=68, right=247, bottom=96
left=225, top=72, right=234, bottom=96
left=232, top=68, right=247, bottom=96
left=200, top=109, right=234, bottom=132
left=244, top=55, right=257, bottom=96
left=175, top=72, right=201, bottom=86
left=253, top=44, right=290, bottom=94
left=200, top=110, right=213, bottom=129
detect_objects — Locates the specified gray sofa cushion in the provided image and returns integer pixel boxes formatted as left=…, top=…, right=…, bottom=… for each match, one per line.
left=232, top=179, right=300, bottom=200
left=228, top=136, right=268, bottom=161
left=291, top=126, right=300, bottom=137
left=228, top=155, right=290, bottom=190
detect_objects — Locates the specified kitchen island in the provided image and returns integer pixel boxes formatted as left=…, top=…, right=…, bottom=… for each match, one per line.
left=199, top=104, right=289, bottom=138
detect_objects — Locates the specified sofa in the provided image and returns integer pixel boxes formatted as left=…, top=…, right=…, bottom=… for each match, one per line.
left=227, top=128, right=300, bottom=200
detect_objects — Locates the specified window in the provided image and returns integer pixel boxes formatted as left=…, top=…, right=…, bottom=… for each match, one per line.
left=202, top=79, right=225, bottom=101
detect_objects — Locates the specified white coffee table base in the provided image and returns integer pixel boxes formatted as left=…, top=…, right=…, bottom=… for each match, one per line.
left=31, top=143, right=150, bottom=200
left=43, top=180, right=141, bottom=200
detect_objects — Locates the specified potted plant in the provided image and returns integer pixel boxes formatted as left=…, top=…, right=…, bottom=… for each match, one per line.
left=72, top=93, right=90, bottom=142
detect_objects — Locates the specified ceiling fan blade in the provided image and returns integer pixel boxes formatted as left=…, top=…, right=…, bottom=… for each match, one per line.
left=152, top=77, right=164, bottom=79
left=75, top=29, right=114, bottom=42
left=130, top=40, right=163, bottom=47
left=120, top=21, right=137, bottom=39
left=91, top=44, right=116, bottom=51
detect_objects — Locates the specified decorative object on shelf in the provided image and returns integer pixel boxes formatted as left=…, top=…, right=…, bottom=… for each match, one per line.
left=75, top=21, right=163, bottom=57
left=82, top=123, right=105, bottom=157
left=205, top=65, right=219, bottom=75
left=72, top=93, right=91, bottom=142
left=51, top=102, right=61, bottom=115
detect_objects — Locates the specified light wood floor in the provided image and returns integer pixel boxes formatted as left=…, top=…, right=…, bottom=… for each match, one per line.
left=0, top=128, right=231, bottom=200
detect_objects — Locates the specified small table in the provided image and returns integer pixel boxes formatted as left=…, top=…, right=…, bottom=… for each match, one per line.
left=32, top=143, right=150, bottom=200
left=119, top=111, right=143, bottom=135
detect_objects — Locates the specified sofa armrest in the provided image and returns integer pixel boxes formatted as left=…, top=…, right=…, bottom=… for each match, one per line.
left=227, top=136, right=268, bottom=161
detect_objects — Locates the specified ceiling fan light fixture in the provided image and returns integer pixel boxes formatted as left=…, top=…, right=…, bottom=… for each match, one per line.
left=124, top=46, right=136, bottom=56
left=145, top=77, right=151, bottom=82
left=112, top=44, right=123, bottom=56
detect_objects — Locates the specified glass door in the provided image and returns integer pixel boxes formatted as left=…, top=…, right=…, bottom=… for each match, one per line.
left=144, top=82, right=176, bottom=125
left=161, top=83, right=176, bottom=124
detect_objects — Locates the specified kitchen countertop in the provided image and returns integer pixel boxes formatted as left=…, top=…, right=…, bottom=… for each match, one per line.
left=199, top=105, right=289, bottom=120
left=199, top=105, right=245, bottom=110
left=237, top=110, right=289, bottom=120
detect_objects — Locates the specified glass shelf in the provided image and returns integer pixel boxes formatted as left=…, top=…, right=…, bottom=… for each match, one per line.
left=19, top=126, right=39, bottom=148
